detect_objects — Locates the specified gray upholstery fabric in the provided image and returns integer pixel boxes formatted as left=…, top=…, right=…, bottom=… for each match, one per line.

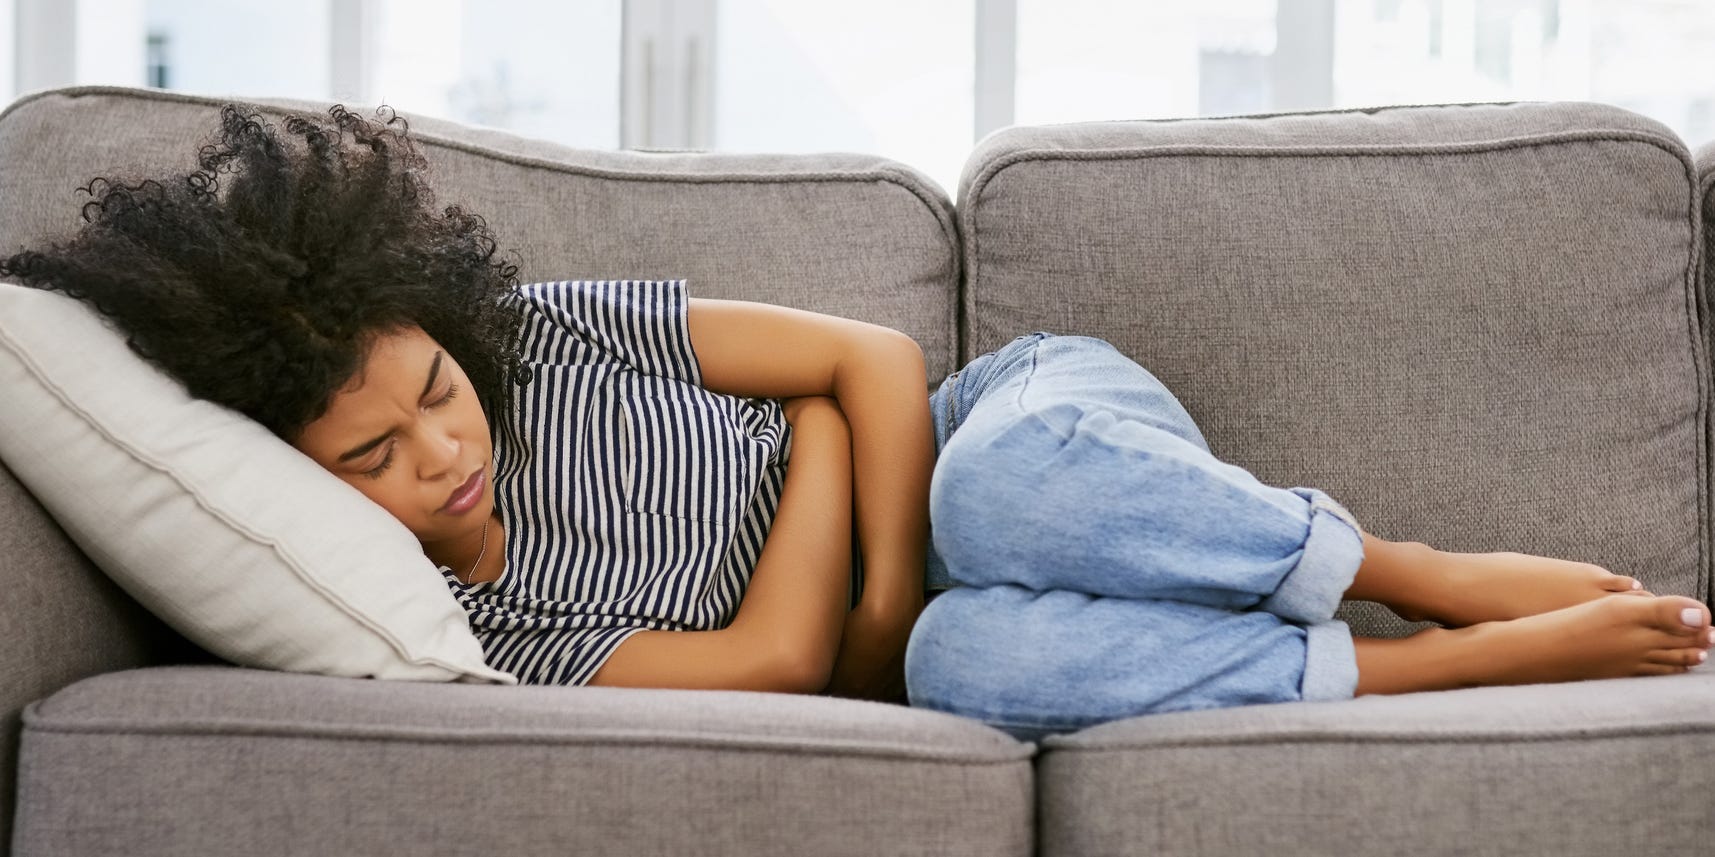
left=0, top=86, right=958, bottom=379
left=958, top=102, right=1708, bottom=642
left=1036, top=666, right=1715, bottom=856
left=13, top=665, right=1034, bottom=856
left=0, top=462, right=215, bottom=853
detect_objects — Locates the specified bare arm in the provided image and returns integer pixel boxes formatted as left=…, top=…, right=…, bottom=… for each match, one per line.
left=586, top=395, right=852, bottom=693
left=686, top=298, right=933, bottom=615
left=595, top=297, right=935, bottom=700
left=723, top=395, right=853, bottom=688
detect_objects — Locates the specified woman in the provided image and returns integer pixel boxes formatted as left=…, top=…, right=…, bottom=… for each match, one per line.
left=4, top=103, right=1709, bottom=742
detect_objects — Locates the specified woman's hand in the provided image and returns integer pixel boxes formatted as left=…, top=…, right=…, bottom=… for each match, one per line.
left=823, top=592, right=925, bottom=704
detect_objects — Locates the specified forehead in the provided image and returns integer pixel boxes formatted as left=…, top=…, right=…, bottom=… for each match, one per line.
left=346, top=326, right=439, bottom=390
left=293, top=326, right=441, bottom=448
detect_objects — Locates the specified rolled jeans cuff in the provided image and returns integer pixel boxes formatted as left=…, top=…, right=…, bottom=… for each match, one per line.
left=1301, top=619, right=1359, bottom=702
left=1255, top=486, right=1365, bottom=626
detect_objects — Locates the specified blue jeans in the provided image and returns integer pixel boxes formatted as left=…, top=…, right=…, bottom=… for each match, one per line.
left=905, top=333, right=1365, bottom=743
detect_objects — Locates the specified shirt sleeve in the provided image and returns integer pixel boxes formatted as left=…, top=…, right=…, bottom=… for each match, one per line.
left=519, top=279, right=702, bottom=384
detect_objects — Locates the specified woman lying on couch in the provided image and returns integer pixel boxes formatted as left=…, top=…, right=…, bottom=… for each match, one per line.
left=4, top=103, right=1710, bottom=742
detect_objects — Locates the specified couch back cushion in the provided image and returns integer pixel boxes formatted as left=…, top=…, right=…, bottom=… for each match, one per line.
left=0, top=86, right=959, bottom=374
left=959, top=102, right=1707, bottom=639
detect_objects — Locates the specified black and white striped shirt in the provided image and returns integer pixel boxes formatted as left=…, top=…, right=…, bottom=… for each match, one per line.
left=437, top=279, right=796, bottom=686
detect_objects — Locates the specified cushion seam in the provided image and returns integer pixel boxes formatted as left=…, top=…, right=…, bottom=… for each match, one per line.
left=20, top=719, right=1037, bottom=763
left=1042, top=722, right=1715, bottom=752
left=1702, top=164, right=1715, bottom=608
left=1686, top=156, right=1713, bottom=613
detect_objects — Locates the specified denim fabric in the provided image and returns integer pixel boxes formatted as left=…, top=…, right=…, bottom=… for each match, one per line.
left=907, top=333, right=1365, bottom=743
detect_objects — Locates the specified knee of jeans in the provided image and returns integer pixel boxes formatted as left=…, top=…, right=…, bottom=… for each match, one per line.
left=926, top=414, right=1051, bottom=577
left=904, top=586, right=997, bottom=698
left=904, top=587, right=962, bottom=691
left=928, top=404, right=1081, bottom=554
left=927, top=440, right=982, bottom=578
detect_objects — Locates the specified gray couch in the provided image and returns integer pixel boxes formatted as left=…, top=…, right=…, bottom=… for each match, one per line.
left=4, top=85, right=1713, bottom=856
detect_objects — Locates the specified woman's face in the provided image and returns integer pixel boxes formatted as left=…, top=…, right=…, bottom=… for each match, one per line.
left=292, top=325, right=494, bottom=559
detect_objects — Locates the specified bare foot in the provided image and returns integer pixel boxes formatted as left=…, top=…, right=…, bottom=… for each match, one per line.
left=1355, top=594, right=1715, bottom=696
left=1392, top=545, right=1647, bottom=628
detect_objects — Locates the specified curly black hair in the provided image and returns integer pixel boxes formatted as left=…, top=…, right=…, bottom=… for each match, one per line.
left=0, top=102, right=525, bottom=441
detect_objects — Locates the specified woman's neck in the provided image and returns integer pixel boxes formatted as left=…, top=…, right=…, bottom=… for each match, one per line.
left=428, top=513, right=505, bottom=584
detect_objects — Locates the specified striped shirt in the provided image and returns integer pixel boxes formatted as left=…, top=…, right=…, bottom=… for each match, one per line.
left=436, top=279, right=800, bottom=686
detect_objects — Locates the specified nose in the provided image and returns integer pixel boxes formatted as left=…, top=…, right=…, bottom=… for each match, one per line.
left=418, top=424, right=461, bottom=478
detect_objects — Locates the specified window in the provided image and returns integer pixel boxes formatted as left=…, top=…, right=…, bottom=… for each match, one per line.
left=1332, top=0, right=1715, bottom=144
left=0, top=0, right=15, bottom=100
left=712, top=0, right=974, bottom=195
left=1016, top=0, right=1279, bottom=125
left=145, top=0, right=330, bottom=99
left=371, top=0, right=621, bottom=149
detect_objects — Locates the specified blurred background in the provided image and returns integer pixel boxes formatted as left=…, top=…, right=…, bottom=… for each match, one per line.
left=1, top=0, right=1710, bottom=197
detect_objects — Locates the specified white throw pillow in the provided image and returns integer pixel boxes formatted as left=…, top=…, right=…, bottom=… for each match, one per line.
left=0, top=282, right=516, bottom=684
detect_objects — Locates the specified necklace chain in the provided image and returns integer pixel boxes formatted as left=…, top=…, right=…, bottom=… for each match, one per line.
left=459, top=517, right=490, bottom=585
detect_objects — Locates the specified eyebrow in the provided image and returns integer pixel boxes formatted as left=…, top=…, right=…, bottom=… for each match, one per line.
left=336, top=351, right=444, bottom=463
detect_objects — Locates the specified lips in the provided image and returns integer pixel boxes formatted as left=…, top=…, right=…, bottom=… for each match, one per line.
left=440, top=468, right=485, bottom=515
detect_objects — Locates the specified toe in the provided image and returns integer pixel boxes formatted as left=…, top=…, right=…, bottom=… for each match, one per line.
left=1652, top=597, right=1712, bottom=635
left=1645, top=648, right=1708, bottom=667
left=1606, top=576, right=1643, bottom=592
left=1635, top=662, right=1692, bottom=676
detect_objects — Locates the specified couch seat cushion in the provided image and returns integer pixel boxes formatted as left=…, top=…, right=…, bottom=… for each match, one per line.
left=15, top=665, right=1034, bottom=856
left=1036, top=667, right=1715, bottom=857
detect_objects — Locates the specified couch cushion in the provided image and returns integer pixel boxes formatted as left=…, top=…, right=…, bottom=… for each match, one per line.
left=0, top=85, right=958, bottom=379
left=959, top=102, right=1707, bottom=640
left=13, top=665, right=1034, bottom=856
left=1035, top=666, right=1715, bottom=857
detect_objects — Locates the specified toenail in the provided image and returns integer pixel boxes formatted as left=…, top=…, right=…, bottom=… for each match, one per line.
left=1707, top=629, right=1715, bottom=645
left=1633, top=580, right=1642, bottom=590
left=1700, top=651, right=1708, bottom=663
left=1682, top=608, right=1704, bottom=628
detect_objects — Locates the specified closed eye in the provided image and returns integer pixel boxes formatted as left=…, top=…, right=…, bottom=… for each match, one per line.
left=430, top=383, right=460, bottom=409
left=362, top=445, right=395, bottom=480
left=362, top=384, right=457, bottom=479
